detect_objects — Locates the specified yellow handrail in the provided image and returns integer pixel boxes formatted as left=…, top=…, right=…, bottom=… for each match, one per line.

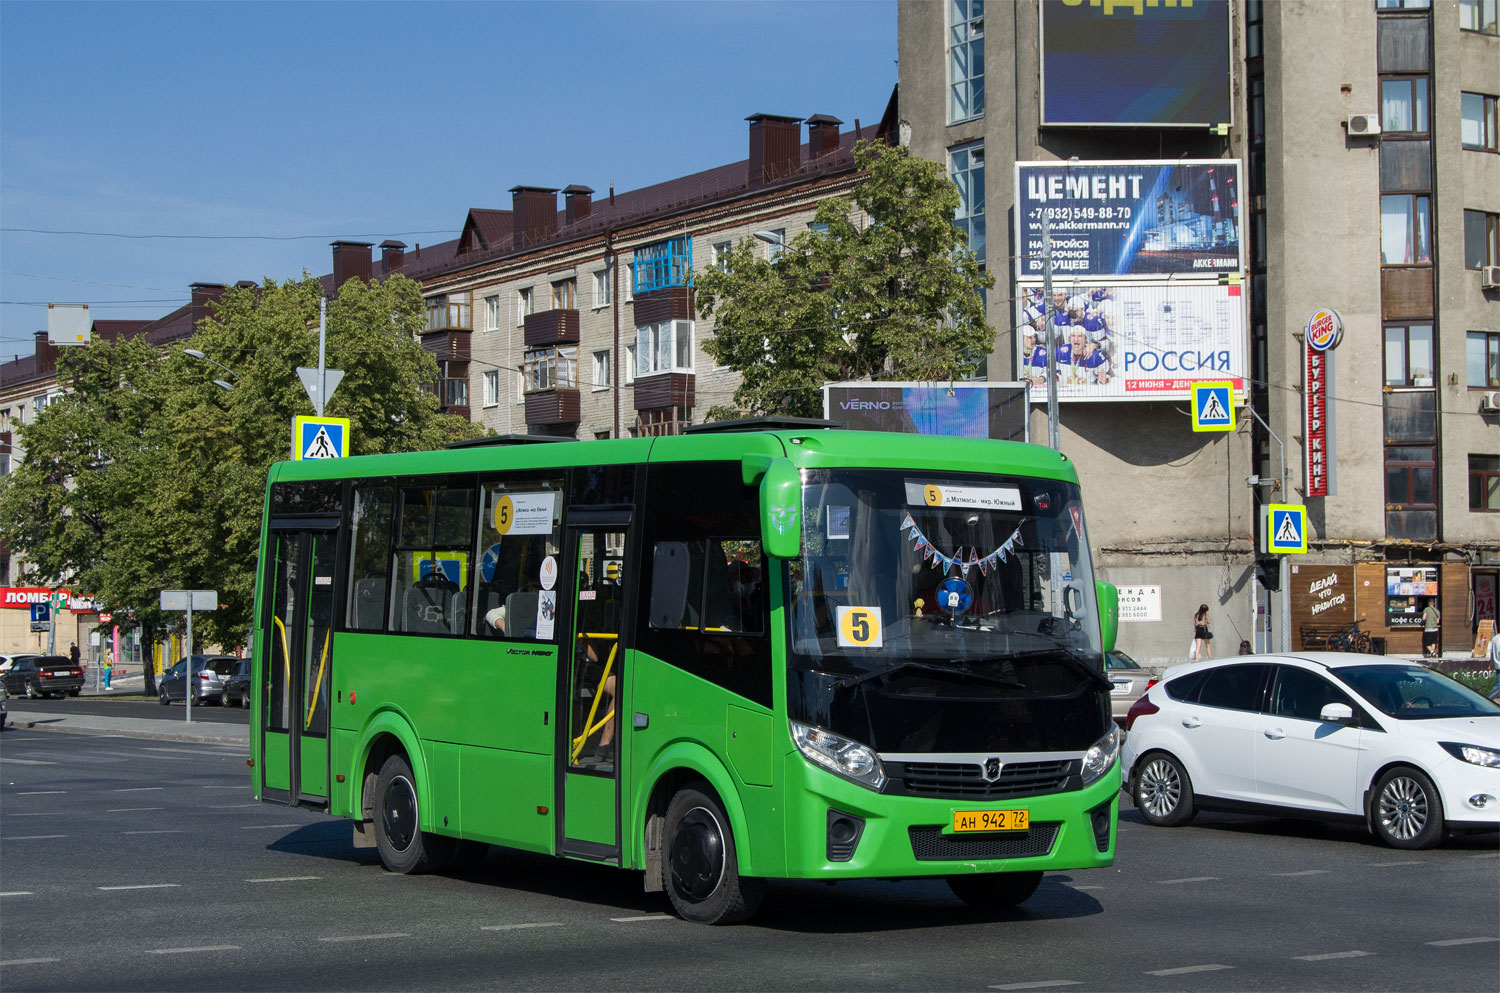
left=570, top=641, right=618, bottom=762
left=273, top=616, right=290, bottom=686
left=305, top=629, right=330, bottom=731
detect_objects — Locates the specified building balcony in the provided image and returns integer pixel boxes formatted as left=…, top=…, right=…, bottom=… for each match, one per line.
left=422, top=376, right=470, bottom=417
left=525, top=388, right=581, bottom=425
left=523, top=308, right=580, bottom=347
left=425, top=301, right=471, bottom=333
left=633, top=372, right=695, bottom=411
left=420, top=330, right=471, bottom=362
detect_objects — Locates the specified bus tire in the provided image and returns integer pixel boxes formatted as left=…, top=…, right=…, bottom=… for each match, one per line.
left=947, top=870, right=1044, bottom=909
left=663, top=782, right=764, bottom=924
left=373, top=754, right=452, bottom=874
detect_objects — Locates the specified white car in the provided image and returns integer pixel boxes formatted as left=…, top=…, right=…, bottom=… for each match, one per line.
left=1122, top=653, right=1500, bottom=849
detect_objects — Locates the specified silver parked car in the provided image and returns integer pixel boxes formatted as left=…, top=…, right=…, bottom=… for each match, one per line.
left=158, top=655, right=240, bottom=706
left=1106, top=649, right=1161, bottom=723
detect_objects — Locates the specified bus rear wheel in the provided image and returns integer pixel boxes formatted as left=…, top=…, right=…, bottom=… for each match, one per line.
left=663, top=783, right=764, bottom=924
left=947, top=871, right=1044, bottom=909
left=373, top=754, right=452, bottom=874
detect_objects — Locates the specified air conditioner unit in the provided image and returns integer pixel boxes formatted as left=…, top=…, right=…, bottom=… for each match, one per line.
left=1346, top=114, right=1381, bottom=137
left=1482, top=265, right=1500, bottom=290
left=1481, top=392, right=1500, bottom=414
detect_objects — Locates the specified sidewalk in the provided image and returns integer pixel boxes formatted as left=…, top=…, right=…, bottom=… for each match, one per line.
left=4, top=669, right=248, bottom=745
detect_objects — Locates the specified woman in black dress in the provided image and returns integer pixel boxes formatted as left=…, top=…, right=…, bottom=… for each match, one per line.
left=1194, top=603, right=1213, bottom=660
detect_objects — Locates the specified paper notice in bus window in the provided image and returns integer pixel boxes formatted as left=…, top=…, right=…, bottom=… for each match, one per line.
left=904, top=481, right=1022, bottom=511
left=494, top=491, right=555, bottom=536
left=835, top=606, right=883, bottom=648
left=828, top=506, right=851, bottom=540
left=536, top=591, right=556, bottom=639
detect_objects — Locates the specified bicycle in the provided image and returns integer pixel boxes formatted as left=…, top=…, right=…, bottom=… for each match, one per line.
left=1325, top=619, right=1373, bottom=653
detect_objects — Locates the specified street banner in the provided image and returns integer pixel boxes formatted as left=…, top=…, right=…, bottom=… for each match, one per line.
left=1016, top=161, right=1242, bottom=279
left=1014, top=281, right=1245, bottom=402
left=823, top=382, right=1029, bottom=441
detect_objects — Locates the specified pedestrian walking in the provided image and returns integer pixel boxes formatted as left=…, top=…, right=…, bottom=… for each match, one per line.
left=1421, top=598, right=1441, bottom=658
left=103, top=655, right=112, bottom=690
left=69, top=642, right=80, bottom=667
left=1193, top=604, right=1213, bottom=660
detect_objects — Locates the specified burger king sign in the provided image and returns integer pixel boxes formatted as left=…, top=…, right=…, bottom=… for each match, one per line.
left=1306, top=309, right=1343, bottom=352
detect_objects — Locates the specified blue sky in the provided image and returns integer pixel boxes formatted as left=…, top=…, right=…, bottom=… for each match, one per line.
left=0, top=0, right=895, bottom=352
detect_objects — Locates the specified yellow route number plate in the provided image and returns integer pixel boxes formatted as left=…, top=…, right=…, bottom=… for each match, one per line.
left=953, top=809, right=1029, bottom=833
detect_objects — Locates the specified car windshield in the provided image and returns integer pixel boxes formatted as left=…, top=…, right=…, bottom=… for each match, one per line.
left=1334, top=664, right=1500, bottom=720
left=1107, top=652, right=1140, bottom=670
left=788, top=468, right=1102, bottom=688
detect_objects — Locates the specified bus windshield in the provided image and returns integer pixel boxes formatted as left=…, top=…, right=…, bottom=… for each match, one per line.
left=787, top=467, right=1107, bottom=752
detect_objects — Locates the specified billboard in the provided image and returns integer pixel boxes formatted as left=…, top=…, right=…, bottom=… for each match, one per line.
left=1015, top=281, right=1245, bottom=402
left=1016, top=161, right=1242, bottom=279
left=823, top=383, right=1030, bottom=442
left=1039, top=0, right=1233, bottom=128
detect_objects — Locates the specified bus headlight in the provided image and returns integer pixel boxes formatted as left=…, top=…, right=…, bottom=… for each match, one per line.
left=1080, top=724, right=1122, bottom=787
left=790, top=721, right=886, bottom=791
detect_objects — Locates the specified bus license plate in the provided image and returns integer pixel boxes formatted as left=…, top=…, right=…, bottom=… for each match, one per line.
left=953, top=809, right=1029, bottom=833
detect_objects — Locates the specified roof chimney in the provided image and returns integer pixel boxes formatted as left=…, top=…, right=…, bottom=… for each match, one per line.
left=331, top=241, right=374, bottom=289
left=380, top=240, right=407, bottom=274
left=189, top=282, right=229, bottom=330
left=563, top=185, right=594, bottom=225
left=746, top=113, right=803, bottom=186
left=806, top=114, right=843, bottom=160
left=510, top=186, right=560, bottom=246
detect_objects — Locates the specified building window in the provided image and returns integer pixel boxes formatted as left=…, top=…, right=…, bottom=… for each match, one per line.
left=1471, top=456, right=1500, bottom=512
left=1376, top=0, right=1431, bottom=7
left=552, top=277, right=576, bottom=310
left=633, top=238, right=692, bottom=294
left=712, top=240, right=733, bottom=270
left=1380, top=77, right=1429, bottom=133
left=764, top=228, right=786, bottom=261
left=1461, top=92, right=1498, bottom=150
left=426, top=294, right=471, bottom=332
left=1459, top=0, right=1497, bottom=34
left=34, top=393, right=50, bottom=414
left=949, top=141, right=985, bottom=265
left=635, top=320, right=693, bottom=377
left=1386, top=446, right=1437, bottom=508
left=484, top=295, right=500, bottom=331
left=593, top=268, right=611, bottom=309
left=1468, top=331, right=1500, bottom=388
left=482, top=370, right=500, bottom=407
left=516, top=287, right=534, bottom=325
left=522, top=346, right=578, bottom=393
left=1464, top=210, right=1500, bottom=267
left=947, top=0, right=984, bottom=124
left=1384, top=323, right=1435, bottom=387
left=592, top=350, right=611, bottom=391
left=625, top=263, right=636, bottom=302
left=624, top=342, right=637, bottom=385
left=1380, top=194, right=1431, bottom=264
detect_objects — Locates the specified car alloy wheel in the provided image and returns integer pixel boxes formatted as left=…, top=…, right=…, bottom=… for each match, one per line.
left=1138, top=758, right=1181, bottom=818
left=1378, top=775, right=1429, bottom=842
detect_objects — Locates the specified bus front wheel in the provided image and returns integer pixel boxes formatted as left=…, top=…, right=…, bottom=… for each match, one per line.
left=373, top=754, right=453, bottom=874
left=663, top=782, right=764, bottom=924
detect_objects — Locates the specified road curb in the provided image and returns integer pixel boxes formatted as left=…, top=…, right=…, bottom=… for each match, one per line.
left=3, top=711, right=247, bottom=747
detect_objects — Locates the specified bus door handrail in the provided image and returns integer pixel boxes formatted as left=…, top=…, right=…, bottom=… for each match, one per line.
left=571, top=639, right=618, bottom=762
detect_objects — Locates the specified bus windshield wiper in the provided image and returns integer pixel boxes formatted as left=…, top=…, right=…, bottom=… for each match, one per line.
left=836, top=658, right=1023, bottom=690
left=1007, top=648, right=1113, bottom=691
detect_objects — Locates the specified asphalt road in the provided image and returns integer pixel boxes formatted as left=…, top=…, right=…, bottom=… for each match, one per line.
left=2, top=727, right=1497, bottom=992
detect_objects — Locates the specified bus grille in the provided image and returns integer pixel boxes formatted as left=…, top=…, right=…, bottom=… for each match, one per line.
left=908, top=824, right=1059, bottom=862
left=887, top=760, right=1074, bottom=800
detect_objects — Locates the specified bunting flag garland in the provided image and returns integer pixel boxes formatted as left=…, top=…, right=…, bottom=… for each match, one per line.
left=899, top=517, right=1024, bottom=577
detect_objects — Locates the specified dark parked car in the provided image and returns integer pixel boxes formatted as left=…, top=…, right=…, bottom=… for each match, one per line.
left=220, top=659, right=253, bottom=709
left=158, top=655, right=240, bottom=706
left=3, top=655, right=84, bottom=699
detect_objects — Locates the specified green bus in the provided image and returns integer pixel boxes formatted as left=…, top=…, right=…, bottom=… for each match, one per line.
left=250, top=420, right=1122, bottom=924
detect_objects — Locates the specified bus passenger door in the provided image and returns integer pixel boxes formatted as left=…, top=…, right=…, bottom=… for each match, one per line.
left=260, top=525, right=338, bottom=808
left=559, top=517, right=630, bottom=859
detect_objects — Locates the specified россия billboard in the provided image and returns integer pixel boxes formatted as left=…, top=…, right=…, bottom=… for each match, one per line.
left=1016, top=160, right=1242, bottom=279
left=1015, top=282, right=1245, bottom=402
left=1039, top=0, right=1233, bottom=128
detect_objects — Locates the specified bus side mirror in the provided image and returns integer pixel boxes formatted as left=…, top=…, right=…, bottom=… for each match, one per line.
left=1096, top=581, right=1119, bottom=654
left=744, top=456, right=801, bottom=560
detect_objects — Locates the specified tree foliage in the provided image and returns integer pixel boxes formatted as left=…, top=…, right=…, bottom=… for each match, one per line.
left=695, top=140, right=995, bottom=418
left=0, top=274, right=482, bottom=651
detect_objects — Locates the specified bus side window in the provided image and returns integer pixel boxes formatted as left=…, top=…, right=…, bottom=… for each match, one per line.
left=390, top=482, right=474, bottom=636
left=471, top=478, right=564, bottom=639
left=346, top=483, right=393, bottom=631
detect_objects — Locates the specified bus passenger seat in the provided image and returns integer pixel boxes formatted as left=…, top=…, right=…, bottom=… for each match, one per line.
left=404, top=578, right=461, bottom=635
left=505, top=591, right=539, bottom=638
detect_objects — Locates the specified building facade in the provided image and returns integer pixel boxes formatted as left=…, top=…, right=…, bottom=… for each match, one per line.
left=899, top=0, right=1498, bottom=661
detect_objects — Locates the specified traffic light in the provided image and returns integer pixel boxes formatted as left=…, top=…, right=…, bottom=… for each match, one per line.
left=1256, top=557, right=1281, bottom=592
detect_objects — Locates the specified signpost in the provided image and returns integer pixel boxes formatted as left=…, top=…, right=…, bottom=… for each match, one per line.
left=1190, top=381, right=1236, bottom=432
left=160, top=590, right=217, bottom=723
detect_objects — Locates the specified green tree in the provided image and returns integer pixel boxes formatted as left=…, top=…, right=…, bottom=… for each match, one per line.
left=695, top=139, right=994, bottom=418
left=0, top=274, right=482, bottom=662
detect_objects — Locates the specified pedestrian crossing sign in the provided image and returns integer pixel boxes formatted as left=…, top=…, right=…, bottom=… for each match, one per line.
left=1190, top=381, right=1236, bottom=432
left=1267, top=503, right=1308, bottom=554
left=292, top=415, right=350, bottom=461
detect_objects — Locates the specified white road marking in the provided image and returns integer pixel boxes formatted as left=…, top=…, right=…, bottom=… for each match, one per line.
left=0, top=891, right=35, bottom=897
left=1157, top=876, right=1220, bottom=885
left=210, top=803, right=262, bottom=809
left=989, top=982, right=1082, bottom=990
left=1294, top=950, right=1371, bottom=961
left=1368, top=860, right=1423, bottom=867
left=4, top=834, right=66, bottom=840
left=481, top=922, right=564, bottom=931
left=1469, top=852, right=1500, bottom=859
left=98, top=884, right=181, bottom=891
left=112, top=787, right=164, bottom=793
left=246, top=876, right=321, bottom=883
left=1146, top=965, right=1233, bottom=976
left=0, top=757, right=57, bottom=765
left=106, top=807, right=164, bottom=813
left=611, top=914, right=673, bottom=922
left=239, top=823, right=300, bottom=829
left=0, top=957, right=60, bottom=966
left=140, top=747, right=239, bottom=756
left=1426, top=937, right=1500, bottom=947
left=147, top=945, right=241, bottom=955
left=1071, top=885, right=1105, bottom=891
left=319, top=933, right=410, bottom=943
left=1271, top=869, right=1330, bottom=877
left=200, top=785, right=246, bottom=790
left=124, top=829, right=182, bottom=835
left=16, top=790, right=66, bottom=795
left=5, top=812, right=50, bottom=817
